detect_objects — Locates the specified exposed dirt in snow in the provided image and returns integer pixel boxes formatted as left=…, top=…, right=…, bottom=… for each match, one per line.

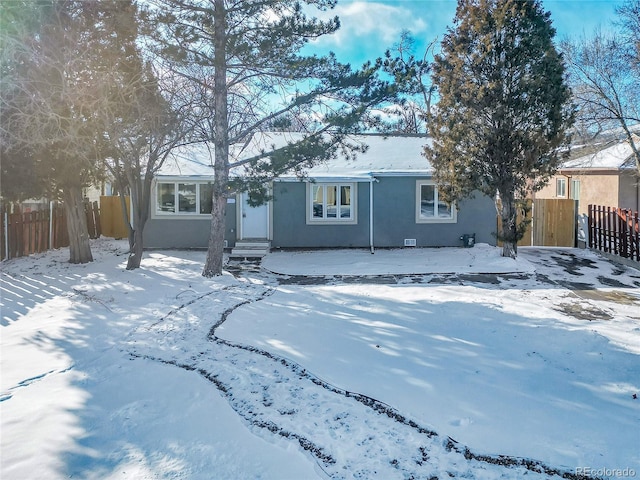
left=3, top=242, right=638, bottom=479
left=130, top=279, right=596, bottom=480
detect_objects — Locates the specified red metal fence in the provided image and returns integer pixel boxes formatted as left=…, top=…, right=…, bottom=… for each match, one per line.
left=588, top=205, right=639, bottom=262
left=1, top=201, right=101, bottom=261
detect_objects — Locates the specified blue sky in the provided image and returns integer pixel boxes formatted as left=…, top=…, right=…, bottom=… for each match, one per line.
left=308, top=0, right=625, bottom=66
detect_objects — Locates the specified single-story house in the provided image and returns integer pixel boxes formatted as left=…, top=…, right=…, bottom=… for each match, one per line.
left=535, top=134, right=640, bottom=216
left=143, top=133, right=498, bottom=253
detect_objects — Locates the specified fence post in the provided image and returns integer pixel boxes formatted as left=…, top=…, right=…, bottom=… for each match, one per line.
left=92, top=201, right=101, bottom=237
left=621, top=209, right=628, bottom=258
left=49, top=203, right=53, bottom=247
left=588, top=204, right=640, bottom=263
left=3, top=209, right=8, bottom=261
left=587, top=205, right=596, bottom=248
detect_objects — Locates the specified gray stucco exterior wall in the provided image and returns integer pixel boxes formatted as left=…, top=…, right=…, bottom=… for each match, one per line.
left=271, top=177, right=496, bottom=249
left=143, top=203, right=236, bottom=249
left=373, top=176, right=496, bottom=247
left=143, top=176, right=496, bottom=250
left=271, top=182, right=371, bottom=248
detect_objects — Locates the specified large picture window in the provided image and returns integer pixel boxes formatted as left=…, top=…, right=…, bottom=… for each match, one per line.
left=308, top=183, right=356, bottom=223
left=416, top=180, right=456, bottom=223
left=155, top=181, right=214, bottom=216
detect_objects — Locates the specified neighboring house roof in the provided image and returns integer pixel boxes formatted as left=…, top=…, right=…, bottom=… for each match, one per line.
left=156, top=133, right=433, bottom=180
left=562, top=135, right=638, bottom=171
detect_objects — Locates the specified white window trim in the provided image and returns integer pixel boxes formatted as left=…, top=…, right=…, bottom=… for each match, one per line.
left=415, top=180, right=457, bottom=224
left=306, top=182, right=357, bottom=225
left=556, top=178, right=567, bottom=198
left=152, top=179, right=215, bottom=219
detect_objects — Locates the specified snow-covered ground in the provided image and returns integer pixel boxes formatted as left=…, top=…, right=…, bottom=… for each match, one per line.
left=1, top=239, right=639, bottom=479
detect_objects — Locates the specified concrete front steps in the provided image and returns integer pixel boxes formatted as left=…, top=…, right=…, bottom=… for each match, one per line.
left=229, top=240, right=270, bottom=260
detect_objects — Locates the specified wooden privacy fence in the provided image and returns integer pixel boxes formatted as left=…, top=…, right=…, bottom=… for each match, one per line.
left=588, top=205, right=639, bottom=262
left=100, top=195, right=130, bottom=239
left=497, top=198, right=577, bottom=247
left=531, top=199, right=576, bottom=247
left=1, top=201, right=101, bottom=261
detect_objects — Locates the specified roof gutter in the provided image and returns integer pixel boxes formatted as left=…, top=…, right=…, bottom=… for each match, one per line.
left=368, top=170, right=433, bottom=177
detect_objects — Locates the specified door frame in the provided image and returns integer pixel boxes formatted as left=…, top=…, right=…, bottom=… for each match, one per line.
left=237, top=191, right=271, bottom=240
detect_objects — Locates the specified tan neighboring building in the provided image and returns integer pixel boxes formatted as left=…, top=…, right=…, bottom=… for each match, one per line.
left=536, top=136, right=640, bottom=217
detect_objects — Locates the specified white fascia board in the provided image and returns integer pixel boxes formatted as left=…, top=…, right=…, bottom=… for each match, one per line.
left=275, top=175, right=372, bottom=183
left=275, top=170, right=434, bottom=182
left=154, top=175, right=215, bottom=182
left=369, top=170, right=433, bottom=177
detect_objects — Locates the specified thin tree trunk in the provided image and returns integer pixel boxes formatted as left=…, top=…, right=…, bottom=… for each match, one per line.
left=203, top=0, right=229, bottom=277
left=126, top=174, right=151, bottom=270
left=498, top=194, right=518, bottom=259
left=127, top=226, right=144, bottom=270
left=63, top=185, right=93, bottom=264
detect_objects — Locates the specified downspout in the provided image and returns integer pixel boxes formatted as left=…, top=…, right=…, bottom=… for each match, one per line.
left=369, top=176, right=378, bottom=254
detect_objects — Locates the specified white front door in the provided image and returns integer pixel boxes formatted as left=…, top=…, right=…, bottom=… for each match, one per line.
left=240, top=192, right=269, bottom=239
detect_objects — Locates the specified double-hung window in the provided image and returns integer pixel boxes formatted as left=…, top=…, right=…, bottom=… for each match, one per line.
left=570, top=179, right=580, bottom=200
left=308, top=183, right=356, bottom=223
left=416, top=180, right=456, bottom=223
left=556, top=178, right=567, bottom=198
left=155, top=181, right=213, bottom=216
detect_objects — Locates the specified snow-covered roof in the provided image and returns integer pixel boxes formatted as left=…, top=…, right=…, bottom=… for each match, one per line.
left=156, top=133, right=433, bottom=180
left=158, top=144, right=216, bottom=177
left=298, top=134, right=432, bottom=180
left=562, top=136, right=637, bottom=171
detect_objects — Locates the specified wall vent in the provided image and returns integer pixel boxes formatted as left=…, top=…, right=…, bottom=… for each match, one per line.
left=223, top=240, right=228, bottom=249
left=404, top=238, right=417, bottom=247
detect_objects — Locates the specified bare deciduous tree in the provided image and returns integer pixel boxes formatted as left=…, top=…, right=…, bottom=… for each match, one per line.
left=562, top=3, right=640, bottom=173
left=382, top=32, right=437, bottom=134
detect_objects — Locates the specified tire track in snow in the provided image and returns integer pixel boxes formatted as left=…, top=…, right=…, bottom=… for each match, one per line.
left=129, top=281, right=595, bottom=480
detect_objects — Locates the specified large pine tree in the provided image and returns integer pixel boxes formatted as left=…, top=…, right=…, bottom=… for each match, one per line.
left=148, top=0, right=394, bottom=276
left=426, top=0, right=574, bottom=258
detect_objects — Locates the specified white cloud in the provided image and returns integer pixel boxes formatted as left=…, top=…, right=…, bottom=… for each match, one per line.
left=315, top=1, right=428, bottom=47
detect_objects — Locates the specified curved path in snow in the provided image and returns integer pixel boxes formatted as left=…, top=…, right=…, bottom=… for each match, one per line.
left=129, top=279, right=593, bottom=480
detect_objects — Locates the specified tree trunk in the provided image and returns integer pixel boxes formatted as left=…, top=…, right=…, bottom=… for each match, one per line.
left=497, top=193, right=518, bottom=259
left=203, top=0, right=229, bottom=277
left=203, top=190, right=228, bottom=277
left=126, top=174, right=151, bottom=270
left=63, top=185, right=93, bottom=264
left=126, top=226, right=144, bottom=270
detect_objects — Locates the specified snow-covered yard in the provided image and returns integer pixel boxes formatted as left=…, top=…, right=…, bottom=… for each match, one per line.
left=1, top=239, right=639, bottom=479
